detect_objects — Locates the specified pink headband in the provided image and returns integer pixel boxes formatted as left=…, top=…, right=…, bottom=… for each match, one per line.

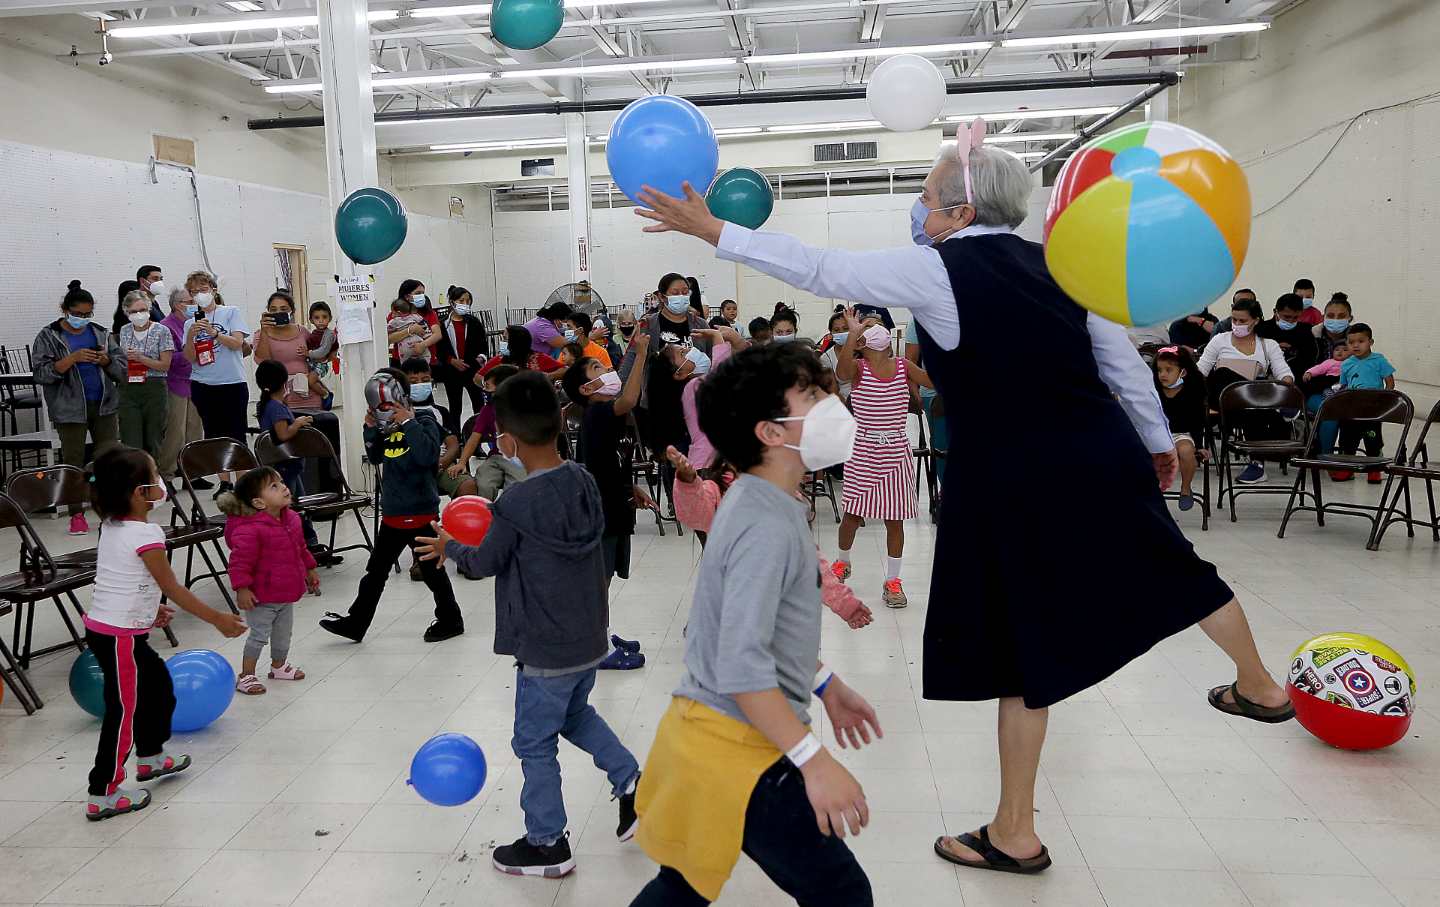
left=954, top=117, right=987, bottom=204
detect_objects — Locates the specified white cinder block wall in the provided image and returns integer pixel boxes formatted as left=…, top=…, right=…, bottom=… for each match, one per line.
left=1174, top=0, right=1440, bottom=408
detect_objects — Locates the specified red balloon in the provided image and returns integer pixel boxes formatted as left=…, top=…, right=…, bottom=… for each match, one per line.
left=442, top=496, right=493, bottom=546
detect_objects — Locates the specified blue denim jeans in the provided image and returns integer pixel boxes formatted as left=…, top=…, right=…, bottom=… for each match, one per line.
left=513, top=667, right=639, bottom=846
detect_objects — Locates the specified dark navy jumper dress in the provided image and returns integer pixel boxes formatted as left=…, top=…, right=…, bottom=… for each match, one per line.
left=917, top=233, right=1234, bottom=709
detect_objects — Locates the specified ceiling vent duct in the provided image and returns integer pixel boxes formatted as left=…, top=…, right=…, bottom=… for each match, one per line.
left=813, top=141, right=878, bottom=163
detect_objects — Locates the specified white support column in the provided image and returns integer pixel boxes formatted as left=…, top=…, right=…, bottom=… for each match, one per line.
left=1146, top=88, right=1170, bottom=122
left=318, top=0, right=386, bottom=480
left=564, top=113, right=592, bottom=281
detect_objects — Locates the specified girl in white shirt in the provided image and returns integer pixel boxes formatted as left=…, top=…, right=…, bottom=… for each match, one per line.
left=1195, top=299, right=1295, bottom=485
left=82, top=447, right=246, bottom=821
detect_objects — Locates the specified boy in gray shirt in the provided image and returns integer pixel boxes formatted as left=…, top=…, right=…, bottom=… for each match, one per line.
left=630, top=343, right=883, bottom=907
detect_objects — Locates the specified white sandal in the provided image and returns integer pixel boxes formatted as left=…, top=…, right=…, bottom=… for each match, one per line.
left=235, top=673, right=266, bottom=695
left=267, top=663, right=305, bottom=681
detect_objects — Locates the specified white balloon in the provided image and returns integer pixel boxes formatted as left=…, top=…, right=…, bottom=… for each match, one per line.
left=866, top=54, right=946, bottom=132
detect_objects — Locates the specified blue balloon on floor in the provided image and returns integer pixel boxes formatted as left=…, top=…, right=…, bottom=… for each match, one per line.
left=409, top=733, right=487, bottom=806
left=490, top=0, right=564, bottom=50
left=606, top=94, right=719, bottom=205
left=166, top=649, right=235, bottom=733
left=335, top=187, right=408, bottom=265
left=69, top=649, right=107, bottom=719
left=706, top=167, right=775, bottom=230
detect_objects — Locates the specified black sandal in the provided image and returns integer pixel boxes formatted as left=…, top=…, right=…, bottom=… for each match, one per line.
left=933, top=825, right=1052, bottom=875
left=1207, top=682, right=1295, bottom=724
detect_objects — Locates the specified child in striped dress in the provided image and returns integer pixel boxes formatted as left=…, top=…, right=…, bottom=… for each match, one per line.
left=831, top=312, right=932, bottom=608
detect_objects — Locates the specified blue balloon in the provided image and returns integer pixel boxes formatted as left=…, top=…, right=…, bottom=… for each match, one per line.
left=606, top=95, right=719, bottom=205
left=166, top=649, right=235, bottom=733
left=69, top=649, right=107, bottom=719
left=335, top=187, right=408, bottom=266
left=408, top=733, right=488, bottom=807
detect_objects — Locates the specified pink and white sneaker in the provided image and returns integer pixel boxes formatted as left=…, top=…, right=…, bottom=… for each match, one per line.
left=86, top=787, right=151, bottom=821
left=882, top=578, right=908, bottom=609
left=135, top=751, right=192, bottom=782
left=68, top=514, right=89, bottom=536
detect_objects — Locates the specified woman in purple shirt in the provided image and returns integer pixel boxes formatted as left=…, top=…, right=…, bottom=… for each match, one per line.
left=524, top=302, right=572, bottom=355
left=158, top=286, right=204, bottom=481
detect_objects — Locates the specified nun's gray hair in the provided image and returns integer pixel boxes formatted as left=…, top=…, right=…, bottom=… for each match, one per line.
left=932, top=142, right=1033, bottom=229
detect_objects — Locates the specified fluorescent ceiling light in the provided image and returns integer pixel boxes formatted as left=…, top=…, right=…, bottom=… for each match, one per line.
left=752, top=40, right=990, bottom=65
left=431, top=138, right=567, bottom=152
left=766, top=120, right=884, bottom=133
left=715, top=126, right=764, bottom=136
left=983, top=131, right=1076, bottom=143
left=496, top=57, right=736, bottom=79
left=112, top=8, right=396, bottom=37
left=224, top=1, right=263, bottom=10
left=1001, top=21, right=1268, bottom=49
left=946, top=106, right=1118, bottom=122
left=266, top=69, right=493, bottom=94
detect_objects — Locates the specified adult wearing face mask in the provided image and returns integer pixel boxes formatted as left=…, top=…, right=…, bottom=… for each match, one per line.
left=112, top=267, right=167, bottom=335
left=1196, top=296, right=1294, bottom=485
left=157, top=286, right=206, bottom=485
left=32, top=281, right=127, bottom=535
left=617, top=273, right=714, bottom=449
left=387, top=279, right=442, bottom=365
left=1257, top=293, right=1318, bottom=373
left=1312, top=292, right=1353, bottom=361
left=116, top=288, right=173, bottom=460
left=1211, top=288, right=1259, bottom=336
left=524, top=302, right=573, bottom=355
left=633, top=130, right=1294, bottom=876
left=433, top=285, right=489, bottom=435
left=769, top=309, right=803, bottom=347
left=183, top=271, right=252, bottom=495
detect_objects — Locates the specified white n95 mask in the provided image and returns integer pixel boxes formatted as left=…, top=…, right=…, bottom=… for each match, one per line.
left=772, top=394, right=855, bottom=471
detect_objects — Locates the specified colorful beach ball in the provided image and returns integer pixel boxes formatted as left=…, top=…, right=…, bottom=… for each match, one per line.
left=1287, top=632, right=1417, bottom=751
left=1043, top=121, right=1250, bottom=327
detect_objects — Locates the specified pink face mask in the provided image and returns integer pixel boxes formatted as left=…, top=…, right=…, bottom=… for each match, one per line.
left=862, top=325, right=892, bottom=351
left=1232, top=323, right=1253, bottom=338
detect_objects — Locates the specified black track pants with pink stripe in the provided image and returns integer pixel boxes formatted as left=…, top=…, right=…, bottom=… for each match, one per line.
left=87, top=630, right=175, bottom=797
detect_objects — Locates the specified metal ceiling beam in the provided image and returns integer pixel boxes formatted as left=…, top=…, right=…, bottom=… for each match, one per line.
left=0, top=0, right=178, bottom=14
left=963, top=0, right=1033, bottom=76
left=249, top=69, right=1181, bottom=129
left=1090, top=0, right=1180, bottom=63
left=1028, top=78, right=1167, bottom=171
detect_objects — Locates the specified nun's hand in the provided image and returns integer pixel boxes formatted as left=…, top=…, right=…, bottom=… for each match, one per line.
left=636, top=182, right=725, bottom=246
left=1152, top=449, right=1179, bottom=491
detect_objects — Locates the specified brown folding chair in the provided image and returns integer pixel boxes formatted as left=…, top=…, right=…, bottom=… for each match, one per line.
left=175, top=438, right=259, bottom=612
left=0, top=492, right=93, bottom=669
left=6, top=466, right=97, bottom=569
left=1217, top=381, right=1310, bottom=521
left=0, top=600, right=42, bottom=713
left=254, top=426, right=374, bottom=559
left=1278, top=389, right=1415, bottom=548
left=1369, top=398, right=1438, bottom=551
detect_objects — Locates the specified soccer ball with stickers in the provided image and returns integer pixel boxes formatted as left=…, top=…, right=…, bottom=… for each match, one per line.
left=1287, top=632, right=1417, bottom=750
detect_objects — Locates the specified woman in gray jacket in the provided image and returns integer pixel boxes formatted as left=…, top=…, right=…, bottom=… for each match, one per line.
left=32, top=280, right=127, bottom=535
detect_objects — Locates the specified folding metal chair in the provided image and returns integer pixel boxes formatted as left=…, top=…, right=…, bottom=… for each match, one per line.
left=254, top=426, right=375, bottom=560
left=0, top=492, right=93, bottom=668
left=1371, top=398, right=1440, bottom=550
left=1216, top=381, right=1310, bottom=521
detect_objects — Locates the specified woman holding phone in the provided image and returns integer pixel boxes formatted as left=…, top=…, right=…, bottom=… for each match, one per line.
left=254, top=290, right=325, bottom=411
left=183, top=271, right=252, bottom=494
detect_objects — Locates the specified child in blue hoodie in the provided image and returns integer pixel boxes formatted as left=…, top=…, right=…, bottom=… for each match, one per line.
left=417, top=370, right=640, bottom=880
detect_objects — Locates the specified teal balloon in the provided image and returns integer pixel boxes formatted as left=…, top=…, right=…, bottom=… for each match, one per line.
left=69, top=649, right=107, bottom=719
left=706, top=167, right=774, bottom=230
left=335, top=187, right=408, bottom=266
left=491, top=0, right=564, bottom=50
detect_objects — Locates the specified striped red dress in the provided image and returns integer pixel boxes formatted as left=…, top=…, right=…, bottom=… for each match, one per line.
left=841, top=357, right=917, bottom=520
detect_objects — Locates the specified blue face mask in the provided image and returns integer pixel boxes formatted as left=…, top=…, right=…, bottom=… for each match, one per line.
left=910, top=197, right=966, bottom=246
left=1324, top=318, right=1350, bottom=334
left=183, top=304, right=199, bottom=319
left=665, top=295, right=690, bottom=315
left=65, top=314, right=91, bottom=330
left=411, top=293, right=427, bottom=308
left=409, top=382, right=432, bottom=402
left=563, top=329, right=578, bottom=343
left=498, top=341, right=510, bottom=357
left=1275, top=319, right=1299, bottom=331
left=1166, top=377, right=1184, bottom=390
left=1300, top=296, right=1315, bottom=308
left=832, top=331, right=850, bottom=347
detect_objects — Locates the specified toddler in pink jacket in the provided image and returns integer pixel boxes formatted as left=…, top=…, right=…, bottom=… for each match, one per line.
left=218, top=466, right=319, bottom=695
left=666, top=446, right=873, bottom=629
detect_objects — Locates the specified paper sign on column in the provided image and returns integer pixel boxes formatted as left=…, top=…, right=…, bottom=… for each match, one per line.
left=336, top=275, right=374, bottom=345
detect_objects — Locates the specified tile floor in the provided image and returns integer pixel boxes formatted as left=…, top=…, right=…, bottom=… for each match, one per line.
left=2, top=476, right=1439, bottom=906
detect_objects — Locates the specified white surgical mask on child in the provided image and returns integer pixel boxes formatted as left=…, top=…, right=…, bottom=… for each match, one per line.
left=683, top=347, right=711, bottom=376
left=497, top=433, right=524, bottom=470
left=1166, top=377, right=1184, bottom=390
left=772, top=394, right=856, bottom=471
left=594, top=371, right=623, bottom=397
left=139, top=482, right=168, bottom=509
